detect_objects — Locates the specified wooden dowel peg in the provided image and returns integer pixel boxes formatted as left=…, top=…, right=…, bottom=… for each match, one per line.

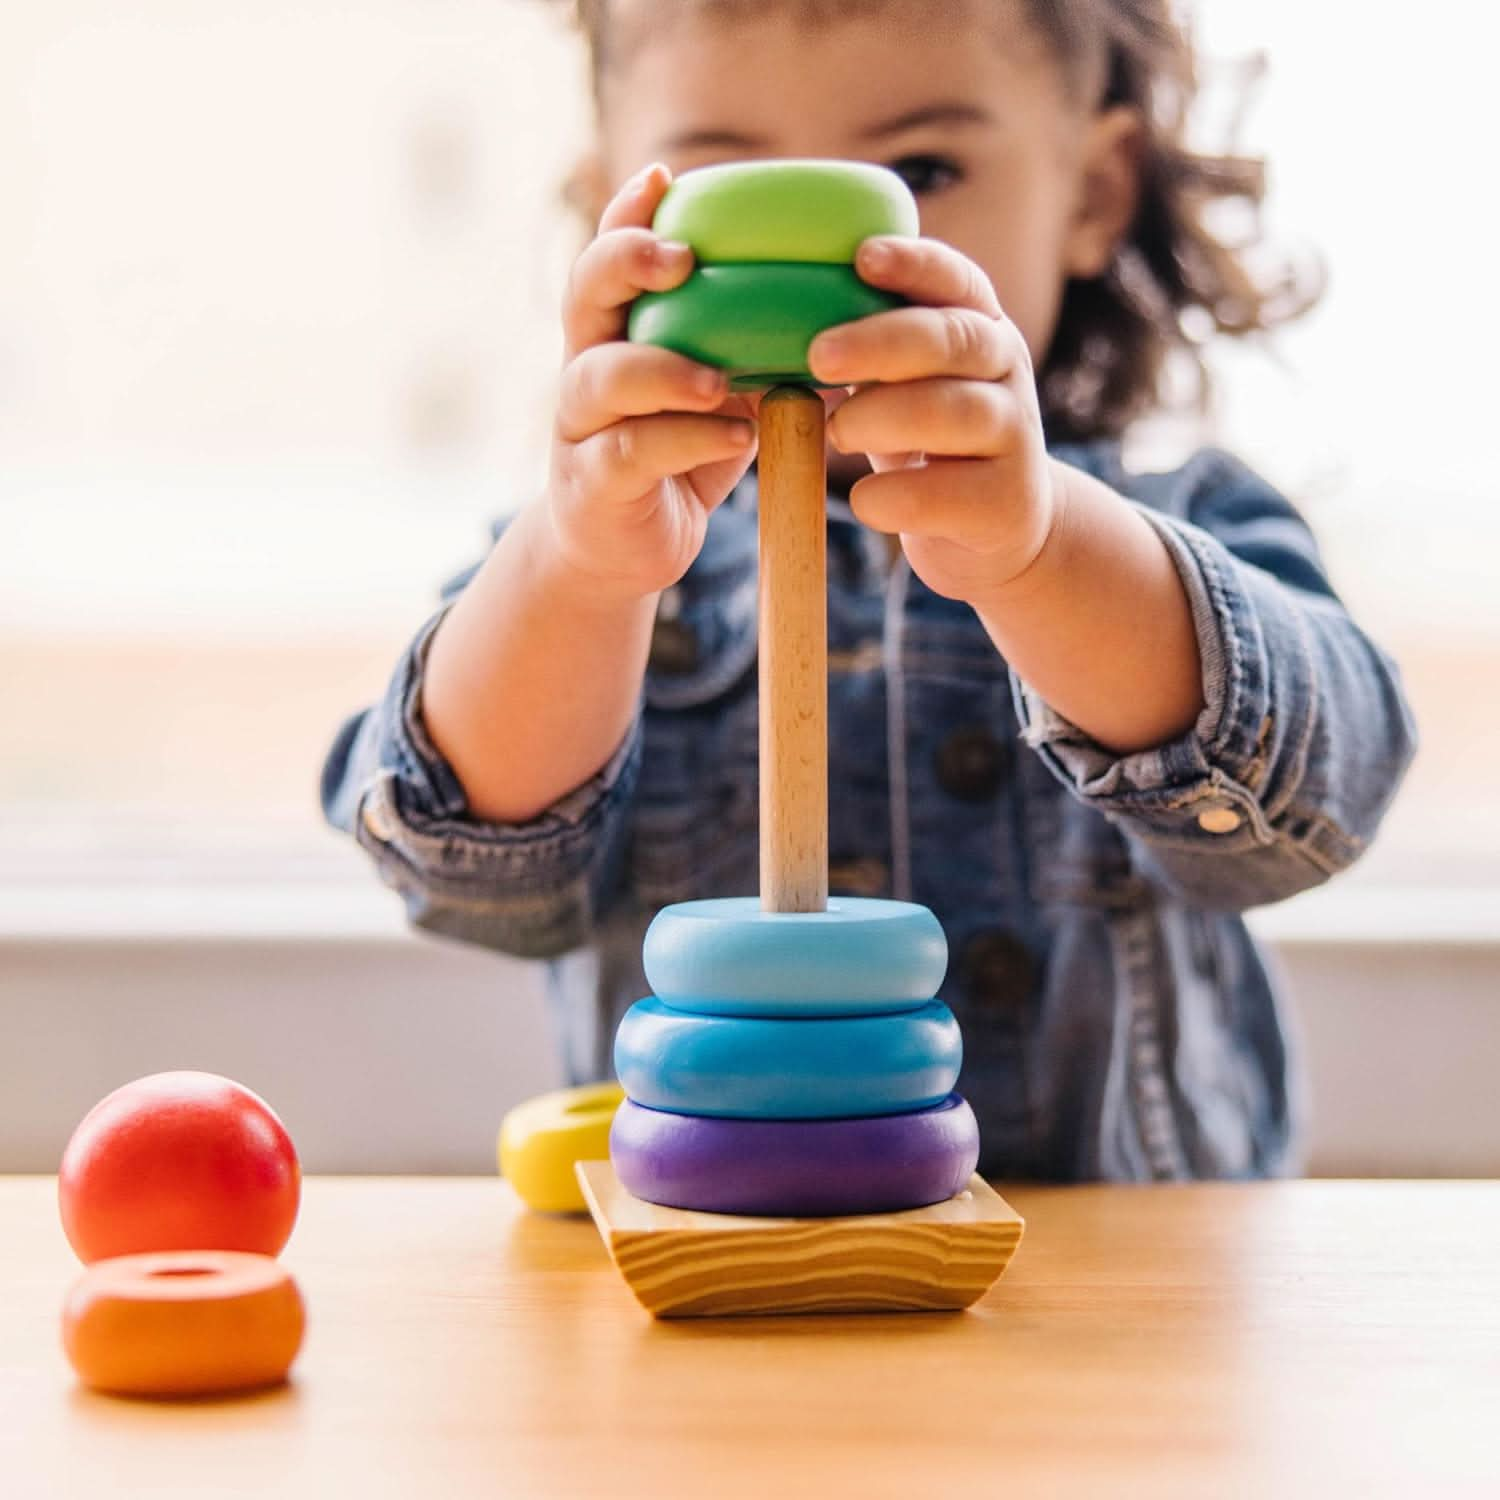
left=757, top=386, right=828, bottom=915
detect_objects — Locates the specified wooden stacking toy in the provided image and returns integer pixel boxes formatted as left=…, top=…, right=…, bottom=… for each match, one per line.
left=579, top=160, right=1024, bottom=1318
left=63, top=1250, right=305, bottom=1399
left=628, top=159, right=914, bottom=389
left=498, top=1081, right=625, bottom=1213
left=57, top=1071, right=306, bottom=1396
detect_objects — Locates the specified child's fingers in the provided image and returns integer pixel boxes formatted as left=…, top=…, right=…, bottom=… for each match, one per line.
left=555, top=343, right=729, bottom=445
left=828, top=376, right=1028, bottom=460
left=561, top=163, right=695, bottom=363
left=808, top=303, right=1022, bottom=387
left=561, top=412, right=757, bottom=506
left=561, top=228, right=696, bottom=364
left=849, top=234, right=1005, bottom=319
left=595, top=160, right=670, bottom=236
left=848, top=458, right=1023, bottom=547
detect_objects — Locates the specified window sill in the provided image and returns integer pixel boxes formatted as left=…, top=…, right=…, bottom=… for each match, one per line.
left=4, top=866, right=1496, bottom=1178
left=1, top=873, right=1494, bottom=949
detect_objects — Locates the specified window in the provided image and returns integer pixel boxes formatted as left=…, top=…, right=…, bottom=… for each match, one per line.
left=3, top=1, right=1495, bottom=917
left=2, top=3, right=585, bottom=894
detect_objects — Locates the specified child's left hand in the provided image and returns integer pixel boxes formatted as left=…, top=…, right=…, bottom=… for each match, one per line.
left=805, top=235, right=1059, bottom=606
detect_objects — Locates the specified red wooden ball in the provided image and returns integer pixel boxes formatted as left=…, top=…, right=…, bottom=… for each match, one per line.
left=58, top=1071, right=301, bottom=1264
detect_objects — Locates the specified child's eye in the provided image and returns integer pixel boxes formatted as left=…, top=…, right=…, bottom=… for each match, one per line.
left=887, top=154, right=963, bottom=197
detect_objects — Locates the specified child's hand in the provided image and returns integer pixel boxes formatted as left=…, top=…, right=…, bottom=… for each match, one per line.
left=806, top=237, right=1058, bottom=606
left=546, top=163, right=760, bottom=602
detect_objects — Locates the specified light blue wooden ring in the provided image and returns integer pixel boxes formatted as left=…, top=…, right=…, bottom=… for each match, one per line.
left=614, top=997, right=961, bottom=1119
left=642, top=896, right=948, bottom=1018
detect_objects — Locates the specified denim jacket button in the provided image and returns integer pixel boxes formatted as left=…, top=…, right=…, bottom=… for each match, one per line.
left=361, top=793, right=396, bottom=843
left=827, top=857, right=888, bottom=897
left=1197, top=806, right=1242, bottom=834
left=648, top=617, right=699, bottom=676
left=934, top=727, right=1008, bottom=801
left=959, top=929, right=1037, bottom=1009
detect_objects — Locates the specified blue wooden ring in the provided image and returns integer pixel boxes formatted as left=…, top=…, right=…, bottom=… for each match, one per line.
left=614, top=997, right=961, bottom=1119
left=642, top=896, right=948, bottom=1017
left=610, top=1095, right=980, bottom=1217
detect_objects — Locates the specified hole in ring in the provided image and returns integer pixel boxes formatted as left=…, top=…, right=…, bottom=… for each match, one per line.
left=149, top=1268, right=218, bottom=1279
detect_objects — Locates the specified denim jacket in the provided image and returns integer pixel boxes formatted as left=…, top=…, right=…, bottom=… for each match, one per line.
left=322, top=439, right=1418, bottom=1181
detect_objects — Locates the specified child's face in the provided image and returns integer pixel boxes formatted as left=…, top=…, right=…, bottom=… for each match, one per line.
left=586, top=0, right=1136, bottom=484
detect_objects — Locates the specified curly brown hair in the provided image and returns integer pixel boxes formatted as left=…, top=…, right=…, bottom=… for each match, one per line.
left=544, top=0, right=1321, bottom=442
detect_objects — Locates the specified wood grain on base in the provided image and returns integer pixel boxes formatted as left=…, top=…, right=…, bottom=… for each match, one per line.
left=576, top=1162, right=1024, bottom=1318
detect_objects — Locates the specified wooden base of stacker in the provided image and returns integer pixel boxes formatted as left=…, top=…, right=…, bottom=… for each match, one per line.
left=576, top=1161, right=1024, bottom=1319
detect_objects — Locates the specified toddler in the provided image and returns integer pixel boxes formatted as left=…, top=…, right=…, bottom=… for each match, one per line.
left=322, top=0, right=1417, bottom=1179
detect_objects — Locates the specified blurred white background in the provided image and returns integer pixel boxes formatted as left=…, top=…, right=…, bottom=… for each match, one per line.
left=2, top=1, right=1496, bottom=1173
left=1, top=0, right=582, bottom=870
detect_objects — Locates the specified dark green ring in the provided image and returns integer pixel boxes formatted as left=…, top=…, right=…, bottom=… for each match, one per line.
left=627, top=262, right=902, bottom=390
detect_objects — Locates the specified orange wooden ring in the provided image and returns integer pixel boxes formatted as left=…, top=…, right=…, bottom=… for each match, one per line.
left=62, top=1249, right=305, bottom=1397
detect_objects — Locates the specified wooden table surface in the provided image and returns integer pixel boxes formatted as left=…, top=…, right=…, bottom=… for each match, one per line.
left=3, top=1177, right=1498, bottom=1499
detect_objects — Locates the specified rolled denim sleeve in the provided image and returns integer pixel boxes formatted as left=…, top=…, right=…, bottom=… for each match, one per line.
left=1011, top=449, right=1419, bottom=911
left=321, top=597, right=644, bottom=959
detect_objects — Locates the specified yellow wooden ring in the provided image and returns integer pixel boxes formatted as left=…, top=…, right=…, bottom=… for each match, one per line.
left=498, top=1082, right=625, bottom=1213
left=62, top=1250, right=305, bottom=1398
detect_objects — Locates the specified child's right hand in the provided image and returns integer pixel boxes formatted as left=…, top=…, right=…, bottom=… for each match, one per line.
left=544, top=161, right=760, bottom=601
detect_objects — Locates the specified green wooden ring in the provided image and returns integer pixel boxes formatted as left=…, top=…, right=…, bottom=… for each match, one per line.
left=628, top=262, right=901, bottom=389
left=652, top=159, right=918, bottom=264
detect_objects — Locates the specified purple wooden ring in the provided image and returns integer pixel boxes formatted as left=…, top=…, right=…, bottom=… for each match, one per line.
left=610, top=1094, right=980, bottom=1217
